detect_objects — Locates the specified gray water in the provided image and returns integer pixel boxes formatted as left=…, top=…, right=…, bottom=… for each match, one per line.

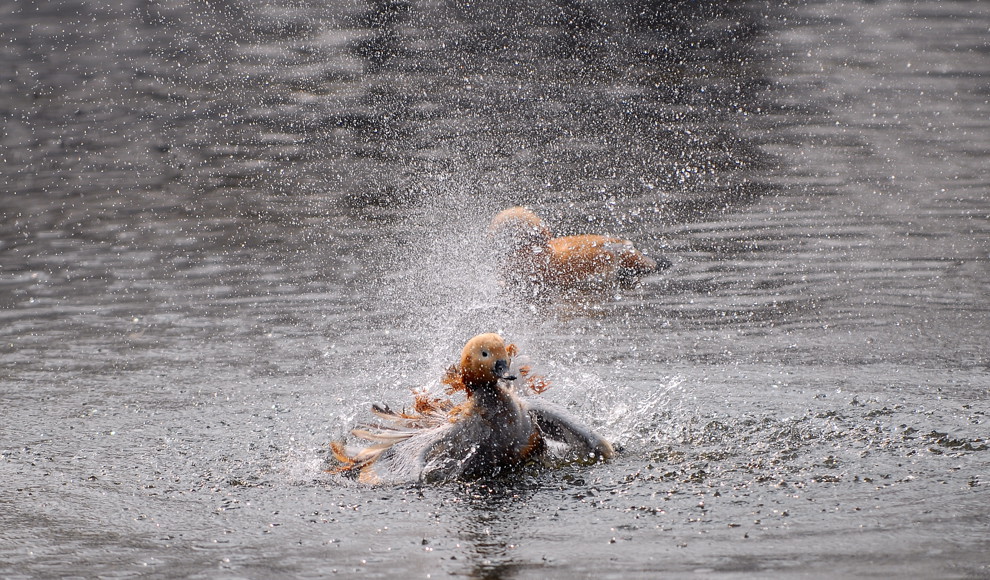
left=2, top=0, right=988, bottom=577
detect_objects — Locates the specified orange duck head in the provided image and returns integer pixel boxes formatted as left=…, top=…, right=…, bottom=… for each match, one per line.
left=443, top=334, right=551, bottom=397
left=489, top=206, right=552, bottom=252
left=455, top=332, right=516, bottom=391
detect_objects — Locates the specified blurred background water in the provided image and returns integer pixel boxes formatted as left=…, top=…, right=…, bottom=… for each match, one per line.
left=1, top=0, right=988, bottom=577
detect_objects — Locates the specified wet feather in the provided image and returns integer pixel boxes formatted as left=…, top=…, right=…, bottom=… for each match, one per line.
left=329, top=333, right=612, bottom=484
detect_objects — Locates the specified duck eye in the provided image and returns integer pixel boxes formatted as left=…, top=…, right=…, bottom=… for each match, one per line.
left=481, top=350, right=489, bottom=358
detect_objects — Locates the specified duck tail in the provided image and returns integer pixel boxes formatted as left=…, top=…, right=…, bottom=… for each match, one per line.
left=616, top=243, right=671, bottom=276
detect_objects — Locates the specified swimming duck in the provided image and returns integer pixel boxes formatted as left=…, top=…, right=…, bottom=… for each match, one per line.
left=331, top=333, right=614, bottom=484
left=489, top=206, right=669, bottom=294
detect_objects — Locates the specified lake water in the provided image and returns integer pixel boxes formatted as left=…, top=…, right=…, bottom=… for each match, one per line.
left=2, top=0, right=988, bottom=577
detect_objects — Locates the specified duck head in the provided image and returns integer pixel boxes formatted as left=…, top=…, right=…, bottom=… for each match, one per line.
left=459, top=333, right=517, bottom=390
left=489, top=207, right=552, bottom=254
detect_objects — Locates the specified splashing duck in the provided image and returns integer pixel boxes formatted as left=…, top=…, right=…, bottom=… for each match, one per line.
left=331, top=333, right=614, bottom=484
left=489, top=206, right=669, bottom=295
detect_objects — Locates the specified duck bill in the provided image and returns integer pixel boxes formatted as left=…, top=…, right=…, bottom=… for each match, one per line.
left=493, top=359, right=516, bottom=381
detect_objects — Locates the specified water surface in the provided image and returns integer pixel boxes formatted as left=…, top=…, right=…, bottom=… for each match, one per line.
left=2, top=0, right=988, bottom=577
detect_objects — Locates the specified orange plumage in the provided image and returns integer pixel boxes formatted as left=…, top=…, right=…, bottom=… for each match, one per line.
left=489, top=206, right=668, bottom=294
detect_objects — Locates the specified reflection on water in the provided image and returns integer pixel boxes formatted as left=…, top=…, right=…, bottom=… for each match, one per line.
left=443, top=484, right=539, bottom=580
left=2, top=0, right=989, bottom=578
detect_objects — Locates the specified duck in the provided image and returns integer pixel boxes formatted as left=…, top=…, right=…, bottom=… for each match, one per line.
left=330, top=333, right=614, bottom=484
left=489, top=206, right=669, bottom=295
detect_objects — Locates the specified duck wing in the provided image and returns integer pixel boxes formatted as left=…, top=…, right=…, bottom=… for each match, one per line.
left=523, top=398, right=614, bottom=461
left=330, top=395, right=460, bottom=481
